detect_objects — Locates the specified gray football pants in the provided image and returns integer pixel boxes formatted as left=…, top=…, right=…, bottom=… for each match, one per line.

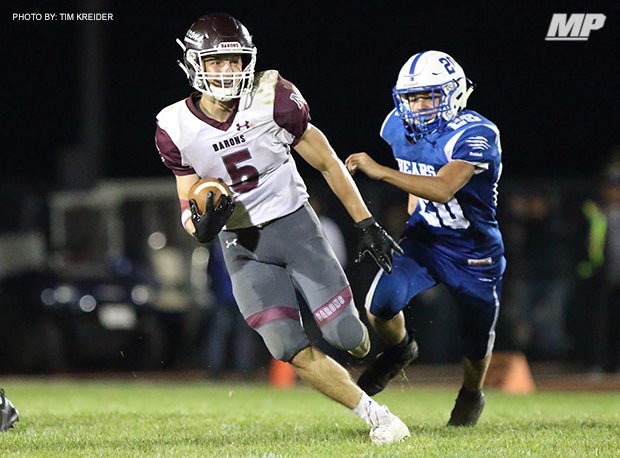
left=218, top=202, right=366, bottom=362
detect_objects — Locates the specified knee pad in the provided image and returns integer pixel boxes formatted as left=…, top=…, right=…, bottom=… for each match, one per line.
left=254, top=319, right=309, bottom=362
left=318, top=311, right=367, bottom=352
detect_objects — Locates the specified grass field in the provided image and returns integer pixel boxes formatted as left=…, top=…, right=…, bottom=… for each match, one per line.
left=0, top=377, right=618, bottom=457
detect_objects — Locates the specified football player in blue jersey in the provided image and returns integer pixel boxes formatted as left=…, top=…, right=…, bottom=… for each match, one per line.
left=346, top=50, right=506, bottom=426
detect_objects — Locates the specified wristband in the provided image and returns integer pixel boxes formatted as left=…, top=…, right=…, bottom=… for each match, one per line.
left=354, top=217, right=376, bottom=229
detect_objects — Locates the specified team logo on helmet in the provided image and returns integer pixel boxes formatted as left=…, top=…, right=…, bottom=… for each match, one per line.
left=184, top=30, right=204, bottom=46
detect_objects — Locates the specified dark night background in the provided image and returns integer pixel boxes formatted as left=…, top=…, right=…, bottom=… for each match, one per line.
left=2, top=1, right=620, bottom=373
left=2, top=0, right=619, bottom=190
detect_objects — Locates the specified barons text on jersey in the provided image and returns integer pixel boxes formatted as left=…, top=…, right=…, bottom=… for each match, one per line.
left=212, top=134, right=246, bottom=152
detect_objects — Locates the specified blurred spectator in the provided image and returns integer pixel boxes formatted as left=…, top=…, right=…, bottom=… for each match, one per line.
left=501, top=187, right=573, bottom=359
left=200, top=238, right=267, bottom=377
left=568, top=156, right=620, bottom=373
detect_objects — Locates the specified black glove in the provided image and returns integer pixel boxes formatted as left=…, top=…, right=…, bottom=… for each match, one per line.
left=354, top=217, right=404, bottom=274
left=189, top=191, right=236, bottom=243
left=0, top=389, right=19, bottom=432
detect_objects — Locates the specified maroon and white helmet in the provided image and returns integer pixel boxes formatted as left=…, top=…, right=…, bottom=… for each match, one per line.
left=177, top=13, right=257, bottom=100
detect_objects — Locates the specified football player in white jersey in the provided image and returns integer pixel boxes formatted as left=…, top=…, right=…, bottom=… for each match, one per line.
left=156, top=13, right=408, bottom=444
left=346, top=51, right=506, bottom=426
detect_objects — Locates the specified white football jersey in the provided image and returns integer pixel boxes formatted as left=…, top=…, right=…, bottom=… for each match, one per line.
left=156, top=70, right=310, bottom=229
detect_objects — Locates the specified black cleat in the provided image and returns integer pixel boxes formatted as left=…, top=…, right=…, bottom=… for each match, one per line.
left=358, top=336, right=419, bottom=395
left=447, top=387, right=485, bottom=426
left=0, top=389, right=19, bottom=432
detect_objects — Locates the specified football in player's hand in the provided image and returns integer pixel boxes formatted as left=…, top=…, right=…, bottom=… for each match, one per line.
left=188, top=177, right=233, bottom=215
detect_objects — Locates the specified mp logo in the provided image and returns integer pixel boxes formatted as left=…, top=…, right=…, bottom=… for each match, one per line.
left=546, top=13, right=606, bottom=41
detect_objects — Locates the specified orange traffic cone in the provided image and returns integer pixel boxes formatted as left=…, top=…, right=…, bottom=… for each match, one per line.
left=485, top=352, right=536, bottom=394
left=269, top=358, right=296, bottom=388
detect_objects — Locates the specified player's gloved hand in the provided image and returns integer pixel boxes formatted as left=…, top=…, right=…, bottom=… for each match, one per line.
left=354, top=217, right=404, bottom=274
left=189, top=191, right=236, bottom=243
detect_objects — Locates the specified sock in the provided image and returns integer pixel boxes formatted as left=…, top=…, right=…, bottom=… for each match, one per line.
left=353, top=392, right=385, bottom=426
left=394, top=331, right=411, bottom=349
left=459, top=385, right=483, bottom=399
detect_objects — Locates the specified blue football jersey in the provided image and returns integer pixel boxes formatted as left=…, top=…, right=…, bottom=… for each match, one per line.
left=380, top=109, right=504, bottom=263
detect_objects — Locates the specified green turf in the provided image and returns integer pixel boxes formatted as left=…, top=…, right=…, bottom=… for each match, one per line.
left=0, top=378, right=618, bottom=457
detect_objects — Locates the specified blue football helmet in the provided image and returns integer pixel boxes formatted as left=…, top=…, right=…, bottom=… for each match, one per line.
left=393, top=51, right=474, bottom=141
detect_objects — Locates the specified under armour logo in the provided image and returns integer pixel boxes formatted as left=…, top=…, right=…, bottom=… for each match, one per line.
left=225, top=238, right=238, bottom=248
left=236, top=121, right=250, bottom=131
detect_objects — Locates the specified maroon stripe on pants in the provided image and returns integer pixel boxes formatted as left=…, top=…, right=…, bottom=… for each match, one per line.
left=245, top=305, right=300, bottom=330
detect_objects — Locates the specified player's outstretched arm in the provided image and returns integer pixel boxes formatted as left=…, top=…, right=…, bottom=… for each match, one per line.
left=346, top=152, right=475, bottom=203
left=294, top=125, right=402, bottom=273
left=295, top=125, right=372, bottom=222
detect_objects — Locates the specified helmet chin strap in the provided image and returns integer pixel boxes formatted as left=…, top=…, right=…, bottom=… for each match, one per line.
left=209, top=88, right=237, bottom=102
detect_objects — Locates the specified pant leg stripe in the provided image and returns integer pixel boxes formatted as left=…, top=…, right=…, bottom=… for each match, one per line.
left=245, top=305, right=300, bottom=330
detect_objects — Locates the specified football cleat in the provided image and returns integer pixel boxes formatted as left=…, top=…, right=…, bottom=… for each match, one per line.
left=447, top=387, right=485, bottom=426
left=0, top=389, right=19, bottom=432
left=358, top=335, right=419, bottom=395
left=368, top=405, right=410, bottom=445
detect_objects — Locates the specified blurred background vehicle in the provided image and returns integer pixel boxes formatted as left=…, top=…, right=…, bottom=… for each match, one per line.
left=0, top=179, right=208, bottom=373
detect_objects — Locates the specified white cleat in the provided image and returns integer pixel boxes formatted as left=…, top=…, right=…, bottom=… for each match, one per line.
left=368, top=406, right=410, bottom=445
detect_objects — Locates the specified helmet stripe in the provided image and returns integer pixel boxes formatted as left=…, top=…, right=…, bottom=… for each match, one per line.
left=408, top=51, right=427, bottom=75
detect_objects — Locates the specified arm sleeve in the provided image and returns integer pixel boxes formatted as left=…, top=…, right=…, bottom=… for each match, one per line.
left=273, top=75, right=311, bottom=145
left=155, top=123, right=196, bottom=176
